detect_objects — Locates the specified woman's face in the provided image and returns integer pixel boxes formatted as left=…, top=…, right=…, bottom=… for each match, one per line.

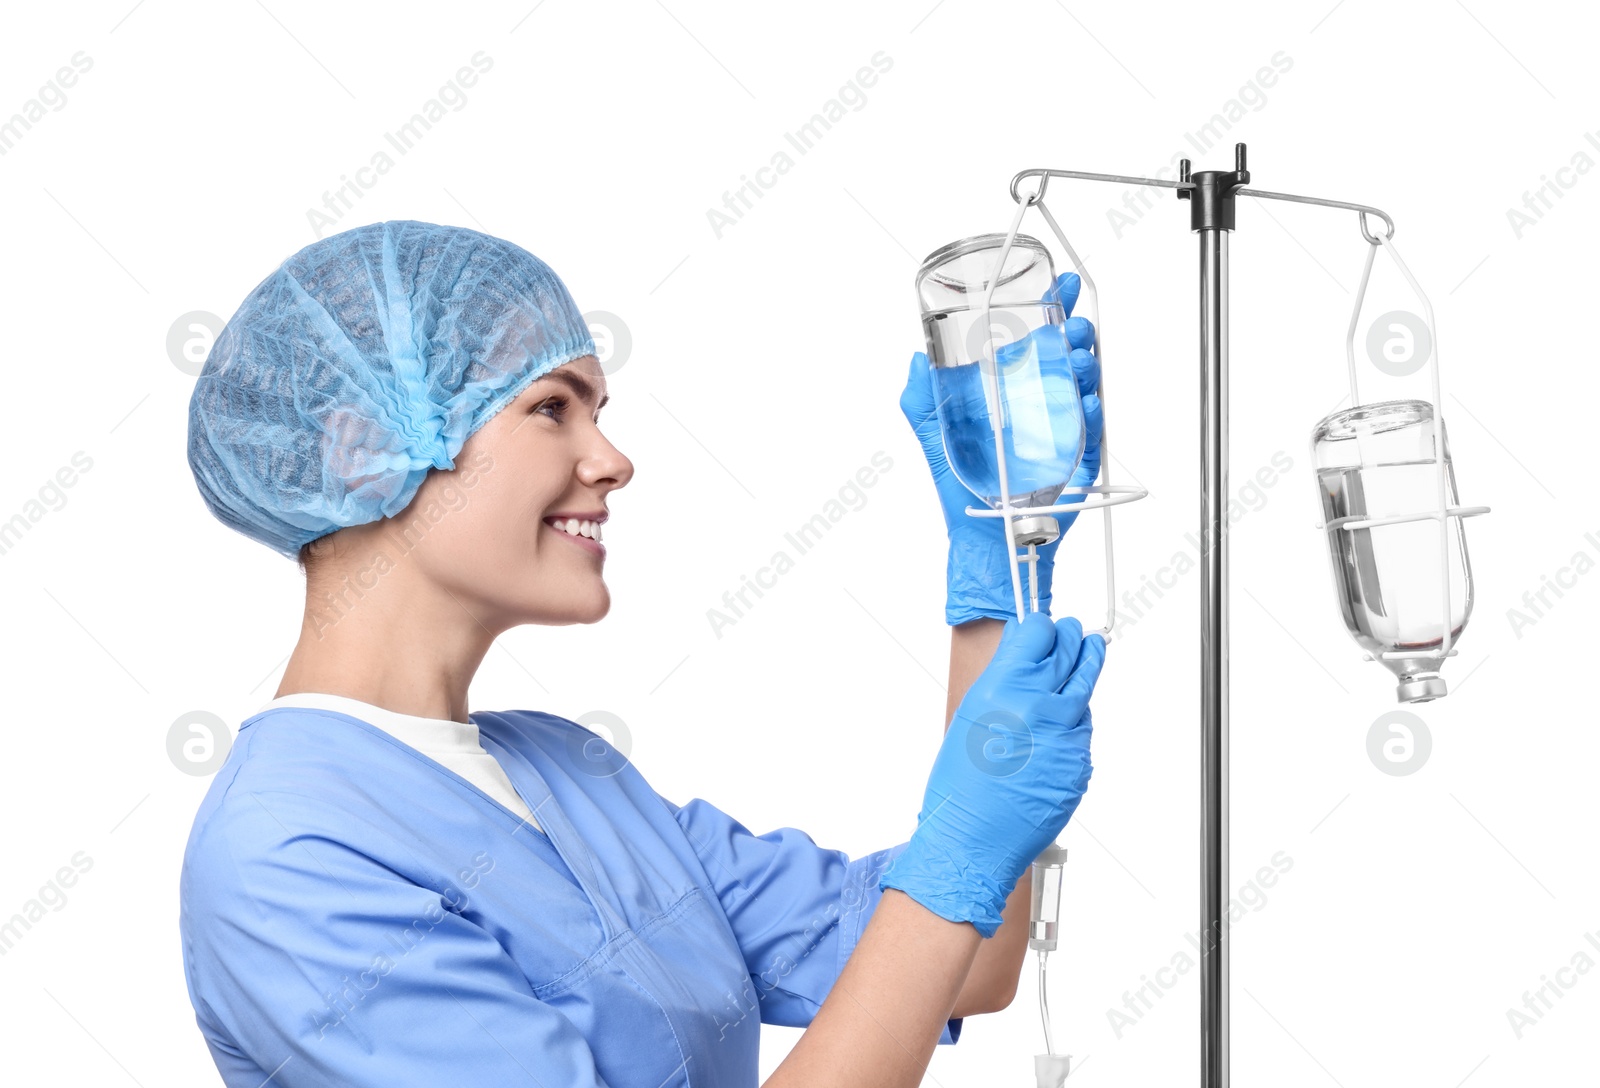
left=398, top=354, right=633, bottom=630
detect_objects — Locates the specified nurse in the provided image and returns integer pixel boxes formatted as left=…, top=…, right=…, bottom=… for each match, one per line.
left=180, top=220, right=1106, bottom=1088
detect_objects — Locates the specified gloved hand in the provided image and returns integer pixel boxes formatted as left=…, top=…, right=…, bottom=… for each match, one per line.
left=901, top=272, right=1104, bottom=625
left=880, top=611, right=1106, bottom=937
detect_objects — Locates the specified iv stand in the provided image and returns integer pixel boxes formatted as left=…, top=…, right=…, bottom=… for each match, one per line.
left=1006, top=144, right=1397, bottom=1087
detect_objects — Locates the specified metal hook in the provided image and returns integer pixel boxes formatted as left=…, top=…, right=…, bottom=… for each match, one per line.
left=1359, top=209, right=1396, bottom=245
left=1011, top=170, right=1049, bottom=205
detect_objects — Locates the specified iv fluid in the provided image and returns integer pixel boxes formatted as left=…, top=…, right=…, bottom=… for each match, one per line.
left=1317, top=457, right=1472, bottom=658
left=925, top=306, right=1086, bottom=510
left=1312, top=398, right=1476, bottom=703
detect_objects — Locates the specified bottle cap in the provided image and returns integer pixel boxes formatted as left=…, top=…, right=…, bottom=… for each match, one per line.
left=1397, top=674, right=1448, bottom=703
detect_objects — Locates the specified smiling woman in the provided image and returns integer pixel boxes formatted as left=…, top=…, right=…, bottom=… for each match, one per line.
left=288, top=352, right=630, bottom=634
left=180, top=219, right=1050, bottom=1088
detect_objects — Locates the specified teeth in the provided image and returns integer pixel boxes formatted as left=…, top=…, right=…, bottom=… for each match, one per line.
left=551, top=517, right=603, bottom=542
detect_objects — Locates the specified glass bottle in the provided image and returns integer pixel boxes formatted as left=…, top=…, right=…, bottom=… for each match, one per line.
left=1311, top=399, right=1474, bottom=702
left=914, top=233, right=1087, bottom=513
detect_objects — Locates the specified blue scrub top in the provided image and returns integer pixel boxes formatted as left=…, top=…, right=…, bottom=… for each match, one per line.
left=179, top=706, right=961, bottom=1087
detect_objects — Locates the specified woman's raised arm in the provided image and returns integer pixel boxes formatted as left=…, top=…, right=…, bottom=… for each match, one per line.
left=766, top=612, right=1105, bottom=1088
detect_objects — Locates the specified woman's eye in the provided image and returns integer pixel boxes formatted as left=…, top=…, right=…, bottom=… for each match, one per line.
left=532, top=395, right=568, bottom=421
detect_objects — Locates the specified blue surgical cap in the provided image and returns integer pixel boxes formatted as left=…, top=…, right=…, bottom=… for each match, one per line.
left=187, top=220, right=596, bottom=558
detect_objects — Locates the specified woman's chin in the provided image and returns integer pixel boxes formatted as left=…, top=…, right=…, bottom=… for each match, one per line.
left=524, top=588, right=610, bottom=627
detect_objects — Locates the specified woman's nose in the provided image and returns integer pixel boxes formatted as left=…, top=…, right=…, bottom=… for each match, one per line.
left=580, top=431, right=634, bottom=491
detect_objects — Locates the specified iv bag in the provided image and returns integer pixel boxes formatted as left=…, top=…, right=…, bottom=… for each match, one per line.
left=1312, top=399, right=1475, bottom=702
left=915, top=233, right=1088, bottom=512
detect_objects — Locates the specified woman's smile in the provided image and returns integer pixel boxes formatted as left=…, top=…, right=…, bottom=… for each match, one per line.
left=544, top=512, right=607, bottom=558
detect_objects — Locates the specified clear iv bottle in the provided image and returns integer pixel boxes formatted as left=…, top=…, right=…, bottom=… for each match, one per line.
left=914, top=233, right=1087, bottom=512
left=1312, top=399, right=1474, bottom=702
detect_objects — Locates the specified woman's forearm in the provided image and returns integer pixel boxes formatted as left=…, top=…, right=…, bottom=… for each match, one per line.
left=945, top=616, right=1004, bottom=725
left=946, top=617, right=1032, bottom=1016
left=955, top=869, right=1030, bottom=1015
left=768, top=616, right=1036, bottom=1088
left=764, top=888, right=981, bottom=1088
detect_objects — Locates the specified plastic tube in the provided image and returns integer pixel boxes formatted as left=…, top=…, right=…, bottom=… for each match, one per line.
left=1037, top=948, right=1055, bottom=1055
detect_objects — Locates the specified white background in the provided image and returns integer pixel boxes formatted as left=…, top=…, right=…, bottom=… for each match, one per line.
left=1, top=1, right=1594, bottom=1084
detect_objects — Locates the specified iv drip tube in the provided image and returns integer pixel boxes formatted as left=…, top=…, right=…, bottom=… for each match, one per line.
left=1038, top=949, right=1055, bottom=1056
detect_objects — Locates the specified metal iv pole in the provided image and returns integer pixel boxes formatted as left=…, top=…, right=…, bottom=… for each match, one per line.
left=1006, top=144, right=1396, bottom=1087
left=1180, top=144, right=1249, bottom=1088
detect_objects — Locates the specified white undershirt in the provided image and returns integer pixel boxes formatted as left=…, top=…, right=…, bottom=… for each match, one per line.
left=257, top=692, right=540, bottom=831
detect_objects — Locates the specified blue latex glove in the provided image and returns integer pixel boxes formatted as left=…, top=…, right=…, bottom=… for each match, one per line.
left=880, top=611, right=1106, bottom=937
left=901, top=272, right=1104, bottom=625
